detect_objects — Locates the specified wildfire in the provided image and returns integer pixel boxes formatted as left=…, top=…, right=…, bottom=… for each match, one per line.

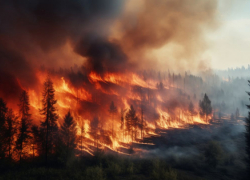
left=13, top=69, right=213, bottom=156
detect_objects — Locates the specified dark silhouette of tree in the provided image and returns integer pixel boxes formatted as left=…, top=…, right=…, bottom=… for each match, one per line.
left=199, top=94, right=212, bottom=123
left=79, top=117, right=85, bottom=156
left=0, top=98, right=7, bottom=159
left=156, top=82, right=164, bottom=90
left=246, top=80, right=250, bottom=177
left=76, top=89, right=84, bottom=155
left=193, top=93, right=196, bottom=100
left=5, top=109, right=18, bottom=159
left=235, top=108, right=240, bottom=119
left=90, top=117, right=100, bottom=149
left=125, top=105, right=138, bottom=141
left=140, top=87, right=144, bottom=139
left=204, top=141, right=223, bottom=168
left=56, top=111, right=77, bottom=163
left=109, top=101, right=117, bottom=137
left=188, top=102, right=195, bottom=122
left=230, top=113, right=235, bottom=121
left=140, top=105, right=144, bottom=139
left=120, top=108, right=126, bottom=141
left=40, top=77, right=59, bottom=163
left=16, top=90, right=32, bottom=162
left=61, top=111, right=77, bottom=152
left=218, top=111, right=222, bottom=120
left=31, top=125, right=40, bottom=160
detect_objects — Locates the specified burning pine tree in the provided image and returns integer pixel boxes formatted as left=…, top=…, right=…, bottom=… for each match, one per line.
left=40, top=77, right=59, bottom=163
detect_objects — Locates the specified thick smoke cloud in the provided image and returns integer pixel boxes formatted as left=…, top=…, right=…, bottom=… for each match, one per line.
left=0, top=0, right=219, bottom=99
left=75, top=34, right=129, bottom=74
left=111, top=0, right=218, bottom=71
left=0, top=0, right=125, bottom=91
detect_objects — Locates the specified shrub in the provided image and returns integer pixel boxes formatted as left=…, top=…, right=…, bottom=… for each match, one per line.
left=85, top=166, right=105, bottom=180
left=203, top=141, right=223, bottom=168
left=106, top=161, right=122, bottom=178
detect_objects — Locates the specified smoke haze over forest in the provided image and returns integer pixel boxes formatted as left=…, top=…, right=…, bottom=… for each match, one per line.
left=0, top=1, right=250, bottom=180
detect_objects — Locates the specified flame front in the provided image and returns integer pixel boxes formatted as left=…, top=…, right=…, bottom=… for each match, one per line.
left=21, top=70, right=212, bottom=156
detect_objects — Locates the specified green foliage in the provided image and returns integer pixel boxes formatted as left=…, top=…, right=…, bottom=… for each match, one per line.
left=204, top=141, right=223, bottom=168
left=151, top=159, right=177, bottom=180
left=106, top=161, right=122, bottom=178
left=126, top=161, right=134, bottom=174
left=85, top=166, right=106, bottom=180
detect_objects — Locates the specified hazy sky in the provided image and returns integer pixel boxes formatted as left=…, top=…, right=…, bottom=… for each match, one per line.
left=207, top=0, right=250, bottom=70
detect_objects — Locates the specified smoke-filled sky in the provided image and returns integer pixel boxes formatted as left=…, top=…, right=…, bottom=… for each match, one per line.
left=0, top=0, right=249, bottom=83
left=207, top=0, right=250, bottom=70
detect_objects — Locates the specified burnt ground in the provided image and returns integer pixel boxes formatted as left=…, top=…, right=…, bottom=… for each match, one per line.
left=132, top=118, right=247, bottom=180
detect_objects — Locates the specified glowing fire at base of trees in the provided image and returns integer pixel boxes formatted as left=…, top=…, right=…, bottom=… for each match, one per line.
left=0, top=69, right=213, bottom=160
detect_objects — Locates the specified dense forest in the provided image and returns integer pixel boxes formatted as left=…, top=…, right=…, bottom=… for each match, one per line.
left=0, top=0, right=250, bottom=179
left=0, top=68, right=249, bottom=180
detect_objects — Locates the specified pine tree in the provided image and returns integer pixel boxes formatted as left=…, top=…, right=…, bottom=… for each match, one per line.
left=188, top=102, right=195, bottom=122
left=16, top=90, right=32, bottom=162
left=5, top=109, right=18, bottom=159
left=125, top=105, right=138, bottom=141
left=235, top=108, right=240, bottom=119
left=120, top=108, right=126, bottom=141
left=230, top=113, right=235, bottom=121
left=246, top=80, right=250, bottom=177
left=40, top=77, right=59, bottom=163
left=56, top=111, right=77, bottom=162
left=90, top=117, right=100, bottom=150
left=60, top=111, right=77, bottom=151
left=218, top=111, right=222, bottom=120
left=109, top=101, right=117, bottom=137
left=79, top=117, right=85, bottom=156
left=0, top=98, right=7, bottom=159
left=31, top=125, right=40, bottom=160
left=199, top=94, right=212, bottom=123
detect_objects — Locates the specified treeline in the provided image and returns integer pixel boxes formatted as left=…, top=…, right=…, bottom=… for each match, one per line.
left=0, top=77, right=150, bottom=164
left=0, top=76, right=214, bottom=166
left=0, top=77, right=78, bottom=164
